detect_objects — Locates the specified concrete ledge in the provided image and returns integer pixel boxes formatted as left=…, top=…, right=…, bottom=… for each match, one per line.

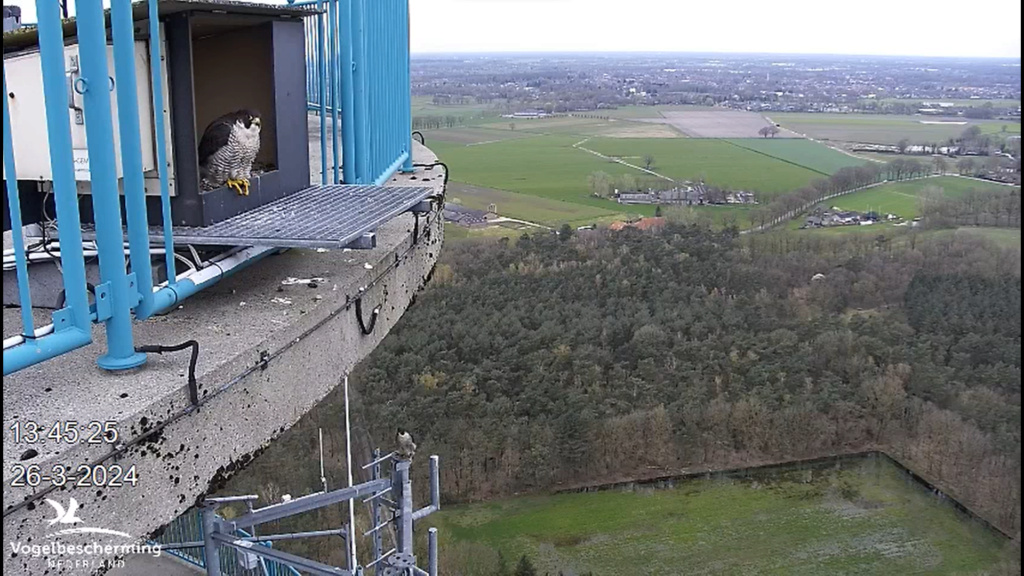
left=2, top=142, right=445, bottom=575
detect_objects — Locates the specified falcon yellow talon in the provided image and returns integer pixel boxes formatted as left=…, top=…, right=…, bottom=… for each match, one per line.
left=225, top=179, right=246, bottom=196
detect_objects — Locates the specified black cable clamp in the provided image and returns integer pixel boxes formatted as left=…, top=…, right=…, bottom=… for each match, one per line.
left=136, top=341, right=200, bottom=406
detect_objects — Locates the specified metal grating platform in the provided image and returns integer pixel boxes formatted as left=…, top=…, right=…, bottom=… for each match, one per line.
left=89, top=185, right=437, bottom=250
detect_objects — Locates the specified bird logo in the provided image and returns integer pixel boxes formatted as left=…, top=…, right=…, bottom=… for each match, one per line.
left=45, top=498, right=83, bottom=526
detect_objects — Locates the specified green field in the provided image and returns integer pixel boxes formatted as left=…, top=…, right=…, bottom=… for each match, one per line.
left=725, top=138, right=870, bottom=175
left=956, top=227, right=1022, bottom=249
left=429, top=136, right=642, bottom=210
left=864, top=98, right=1022, bottom=108
left=769, top=113, right=1018, bottom=145
left=583, top=138, right=825, bottom=195
left=447, top=182, right=618, bottom=226
left=476, top=115, right=683, bottom=139
left=429, top=456, right=1011, bottom=575
left=826, top=176, right=1016, bottom=219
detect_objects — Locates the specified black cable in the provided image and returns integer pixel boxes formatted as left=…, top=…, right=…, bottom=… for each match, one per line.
left=136, top=341, right=200, bottom=406
left=412, top=161, right=448, bottom=188
left=3, top=211, right=440, bottom=519
left=412, top=131, right=425, bottom=145
left=354, top=295, right=381, bottom=335
left=412, top=161, right=449, bottom=210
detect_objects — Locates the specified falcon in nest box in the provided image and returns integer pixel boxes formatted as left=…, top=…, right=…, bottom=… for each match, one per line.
left=198, top=109, right=262, bottom=196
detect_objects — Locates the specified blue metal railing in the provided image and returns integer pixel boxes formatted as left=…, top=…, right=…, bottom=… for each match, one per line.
left=296, top=0, right=414, bottom=186
left=152, top=509, right=301, bottom=576
left=3, top=0, right=413, bottom=376
left=2, top=0, right=267, bottom=375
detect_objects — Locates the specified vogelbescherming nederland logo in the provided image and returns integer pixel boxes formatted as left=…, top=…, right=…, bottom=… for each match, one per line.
left=9, top=498, right=162, bottom=571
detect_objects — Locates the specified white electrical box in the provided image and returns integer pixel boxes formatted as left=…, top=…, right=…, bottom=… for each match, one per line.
left=3, top=29, right=176, bottom=196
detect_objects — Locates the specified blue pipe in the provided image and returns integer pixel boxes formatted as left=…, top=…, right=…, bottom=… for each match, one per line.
left=352, top=0, right=369, bottom=183
left=149, top=0, right=177, bottom=288
left=401, top=0, right=414, bottom=172
left=35, top=0, right=91, bottom=333
left=3, top=328, right=93, bottom=376
left=2, top=71, right=36, bottom=336
left=373, top=151, right=410, bottom=186
left=149, top=248, right=277, bottom=315
left=339, top=0, right=356, bottom=184
left=110, top=0, right=155, bottom=319
left=317, top=0, right=327, bottom=184
left=75, top=0, right=146, bottom=371
left=330, top=0, right=341, bottom=184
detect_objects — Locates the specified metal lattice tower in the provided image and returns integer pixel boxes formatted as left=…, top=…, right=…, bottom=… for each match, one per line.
left=162, top=450, right=440, bottom=576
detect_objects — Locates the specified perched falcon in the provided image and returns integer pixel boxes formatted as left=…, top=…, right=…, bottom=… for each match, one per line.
left=198, top=109, right=262, bottom=196
left=396, top=429, right=416, bottom=461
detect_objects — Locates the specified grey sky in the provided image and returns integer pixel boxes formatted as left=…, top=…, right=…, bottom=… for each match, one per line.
left=7, top=0, right=1022, bottom=58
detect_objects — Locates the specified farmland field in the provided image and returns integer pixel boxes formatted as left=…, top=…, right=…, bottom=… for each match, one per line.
left=768, top=113, right=1018, bottom=145
left=423, top=127, right=538, bottom=145
left=429, top=455, right=1011, bottom=576
left=479, top=116, right=682, bottom=139
left=640, top=109, right=802, bottom=138
left=428, top=136, right=641, bottom=210
left=956, top=227, right=1022, bottom=249
left=583, top=138, right=824, bottom=196
left=824, top=176, right=1018, bottom=219
left=446, top=182, right=617, bottom=226
left=724, top=138, right=871, bottom=175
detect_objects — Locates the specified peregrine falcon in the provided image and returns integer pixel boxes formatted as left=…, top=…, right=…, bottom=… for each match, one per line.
left=198, top=109, right=262, bottom=196
left=396, top=429, right=416, bottom=461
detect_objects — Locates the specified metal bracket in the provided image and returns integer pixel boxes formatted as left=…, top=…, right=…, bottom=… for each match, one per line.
left=93, top=281, right=112, bottom=321
left=65, top=55, right=84, bottom=125
left=125, top=272, right=140, bottom=307
left=409, top=200, right=432, bottom=214
left=346, top=231, right=376, bottom=250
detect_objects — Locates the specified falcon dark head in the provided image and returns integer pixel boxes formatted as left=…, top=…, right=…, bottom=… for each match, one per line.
left=233, top=108, right=262, bottom=129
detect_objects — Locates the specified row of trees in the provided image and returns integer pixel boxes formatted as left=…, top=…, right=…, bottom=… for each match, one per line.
left=747, top=162, right=892, bottom=229
left=413, top=115, right=468, bottom=130
left=919, top=186, right=1022, bottom=228
left=348, top=226, right=1020, bottom=543
left=217, top=223, right=1020, bottom=573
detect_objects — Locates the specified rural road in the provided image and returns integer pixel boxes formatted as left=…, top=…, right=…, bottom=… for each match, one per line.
left=572, top=138, right=677, bottom=182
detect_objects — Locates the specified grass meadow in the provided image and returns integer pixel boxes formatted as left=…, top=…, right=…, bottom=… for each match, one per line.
left=427, top=456, right=1012, bottom=576
left=768, top=113, right=1019, bottom=145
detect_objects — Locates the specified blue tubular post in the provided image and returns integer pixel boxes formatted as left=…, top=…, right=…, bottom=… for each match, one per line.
left=352, top=0, right=369, bottom=183
left=36, top=0, right=89, bottom=331
left=149, top=0, right=177, bottom=287
left=317, top=0, right=327, bottom=183
left=2, top=72, right=35, bottom=337
left=401, top=0, right=414, bottom=172
left=3, top=0, right=95, bottom=376
left=111, top=0, right=153, bottom=318
left=325, top=0, right=334, bottom=182
left=339, top=0, right=356, bottom=184
left=330, top=0, right=341, bottom=184
left=35, top=0, right=90, bottom=333
left=374, top=0, right=380, bottom=178
left=76, top=0, right=146, bottom=370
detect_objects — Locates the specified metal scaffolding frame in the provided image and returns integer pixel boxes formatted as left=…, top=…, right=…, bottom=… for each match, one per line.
left=195, top=451, right=440, bottom=576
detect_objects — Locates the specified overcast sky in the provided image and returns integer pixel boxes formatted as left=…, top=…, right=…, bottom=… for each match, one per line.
left=7, top=0, right=1022, bottom=59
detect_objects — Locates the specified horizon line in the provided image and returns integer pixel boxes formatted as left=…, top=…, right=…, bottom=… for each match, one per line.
left=409, top=50, right=1022, bottom=61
